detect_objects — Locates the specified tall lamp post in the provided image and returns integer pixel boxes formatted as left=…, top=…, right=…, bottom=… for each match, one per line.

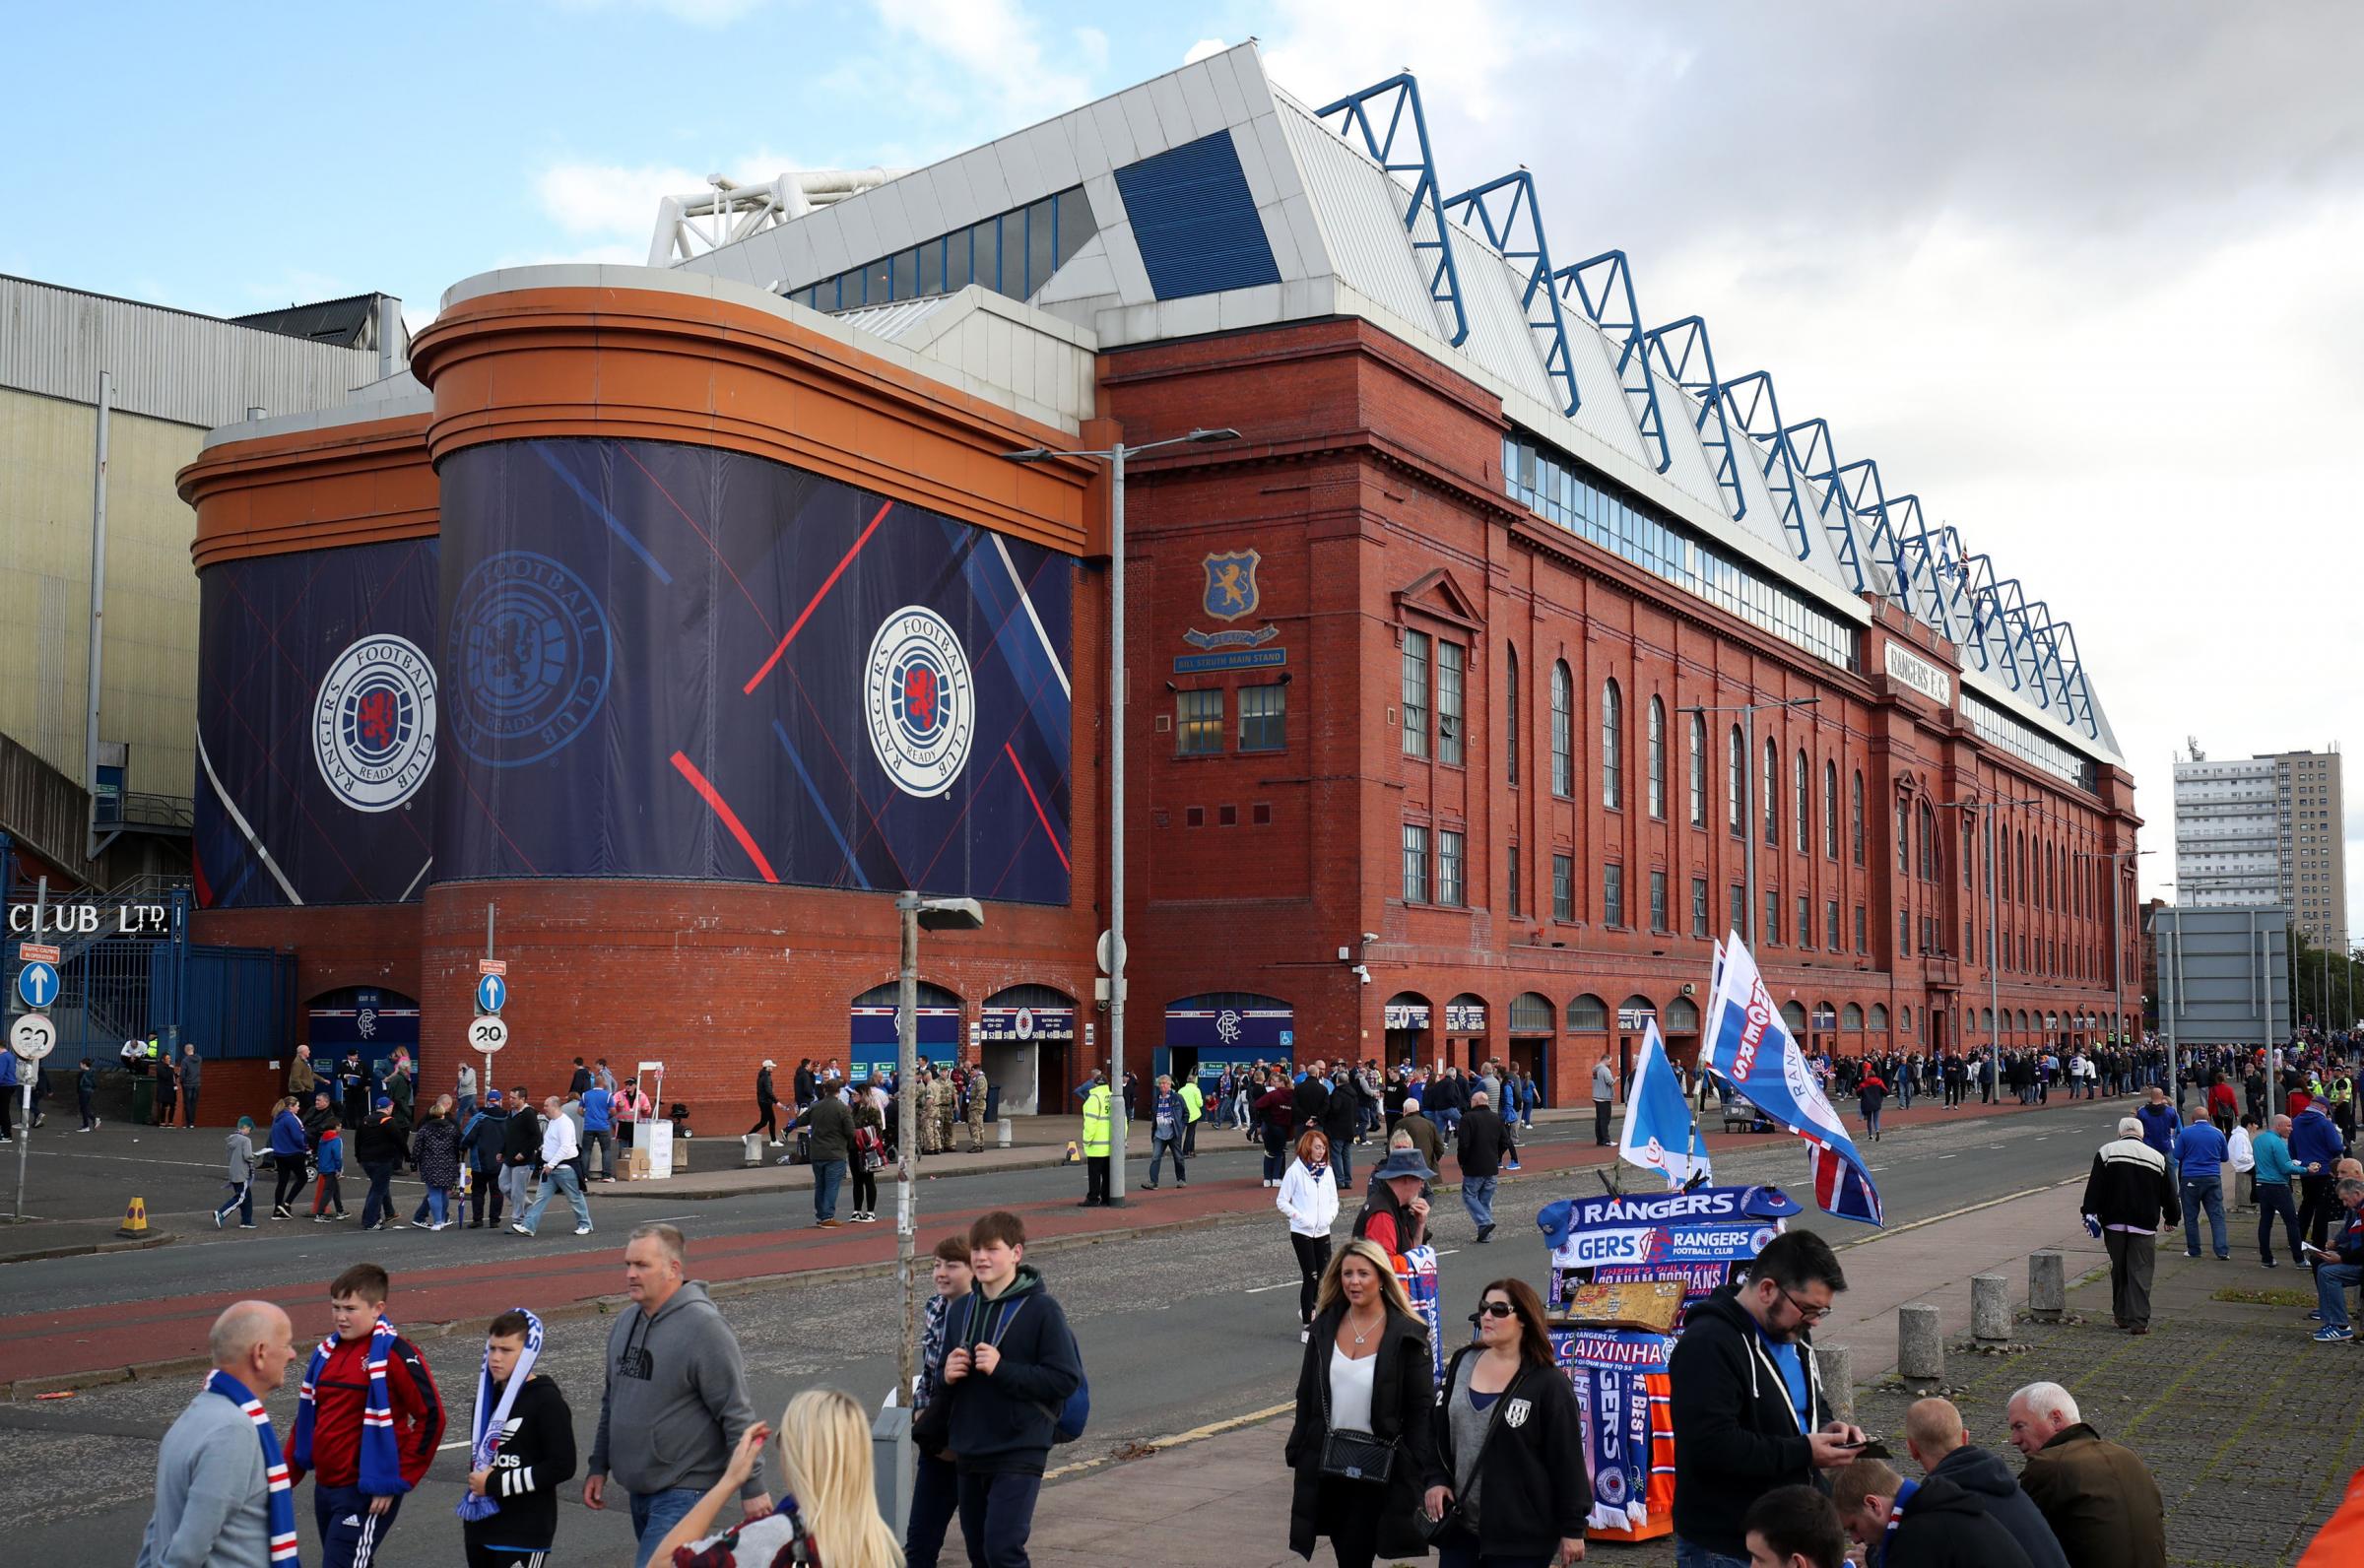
left=1677, top=696, right=1818, bottom=950
left=891, top=891, right=983, bottom=1404
left=1007, top=425, right=1240, bottom=1209
left=1936, top=794, right=2042, bottom=1103
left=2073, top=846, right=2154, bottom=1070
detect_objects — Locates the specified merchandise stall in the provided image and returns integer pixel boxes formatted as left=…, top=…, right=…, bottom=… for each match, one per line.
left=1536, top=1184, right=1803, bottom=1542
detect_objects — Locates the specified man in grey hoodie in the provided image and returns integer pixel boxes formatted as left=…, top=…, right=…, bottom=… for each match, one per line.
left=582, top=1223, right=767, bottom=1568
left=1904, top=1396, right=2068, bottom=1568
left=138, top=1299, right=299, bottom=1568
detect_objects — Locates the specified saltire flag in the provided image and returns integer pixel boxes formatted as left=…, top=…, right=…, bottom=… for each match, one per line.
left=1618, top=1018, right=1711, bottom=1190
left=1701, top=934, right=1884, bottom=1225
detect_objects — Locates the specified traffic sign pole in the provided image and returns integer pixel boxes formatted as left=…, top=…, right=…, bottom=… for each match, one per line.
left=12, top=878, right=48, bottom=1221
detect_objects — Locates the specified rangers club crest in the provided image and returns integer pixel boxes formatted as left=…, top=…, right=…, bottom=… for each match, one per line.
left=447, top=551, right=614, bottom=767
left=865, top=606, right=976, bottom=798
left=1201, top=550, right=1261, bottom=622
left=312, top=634, right=437, bottom=813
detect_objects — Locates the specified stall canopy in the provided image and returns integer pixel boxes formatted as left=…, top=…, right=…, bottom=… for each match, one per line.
left=1164, top=992, right=1293, bottom=1064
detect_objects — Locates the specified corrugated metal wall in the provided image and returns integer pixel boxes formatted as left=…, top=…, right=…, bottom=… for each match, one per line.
left=0, top=275, right=378, bottom=426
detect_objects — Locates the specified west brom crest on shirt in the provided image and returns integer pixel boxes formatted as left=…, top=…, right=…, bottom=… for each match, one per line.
left=1201, top=549, right=1261, bottom=621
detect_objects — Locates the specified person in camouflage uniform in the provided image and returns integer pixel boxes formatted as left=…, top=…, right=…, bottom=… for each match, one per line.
left=915, top=1067, right=942, bottom=1154
left=936, top=1063, right=959, bottom=1152
left=963, top=1064, right=989, bottom=1151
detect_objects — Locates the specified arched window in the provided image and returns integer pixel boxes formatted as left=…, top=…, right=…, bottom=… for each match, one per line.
left=2017, top=830, right=2029, bottom=904
left=1665, top=996, right=1701, bottom=1032
left=1550, top=662, right=1573, bottom=797
left=1509, top=993, right=1555, bottom=1034
left=1896, top=798, right=1911, bottom=876
left=1869, top=1003, right=1890, bottom=1032
left=1729, top=726, right=1746, bottom=837
left=1901, top=1005, right=1914, bottom=1033
left=1646, top=696, right=1666, bottom=818
left=1823, top=760, right=1839, bottom=859
left=1689, top=711, right=1708, bottom=828
left=1965, top=818, right=1977, bottom=889
left=1920, top=803, right=1938, bottom=882
left=1841, top=1003, right=1865, bottom=1029
left=1565, top=993, right=1609, bottom=1031
left=1602, top=679, right=1624, bottom=809
left=1780, top=1001, right=1808, bottom=1033
left=1763, top=738, right=1780, bottom=847
left=1981, top=1007, right=1994, bottom=1032
left=1504, top=647, right=1519, bottom=788
left=1794, top=751, right=1810, bottom=847
left=1851, top=771, right=1865, bottom=865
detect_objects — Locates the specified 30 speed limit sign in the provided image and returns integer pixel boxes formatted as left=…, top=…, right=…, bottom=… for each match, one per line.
left=10, top=1012, right=56, bottom=1061
left=468, top=1015, right=510, bottom=1054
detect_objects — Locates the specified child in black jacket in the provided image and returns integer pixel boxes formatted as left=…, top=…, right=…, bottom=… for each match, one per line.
left=939, top=1210, right=1083, bottom=1566
left=462, top=1309, right=577, bottom=1568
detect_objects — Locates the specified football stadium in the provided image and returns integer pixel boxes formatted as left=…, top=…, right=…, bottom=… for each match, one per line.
left=175, top=42, right=2137, bottom=1115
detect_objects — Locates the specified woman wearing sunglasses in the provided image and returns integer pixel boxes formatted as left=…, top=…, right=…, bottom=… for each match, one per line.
left=1284, top=1238, right=1445, bottom=1568
left=1426, top=1277, right=1589, bottom=1566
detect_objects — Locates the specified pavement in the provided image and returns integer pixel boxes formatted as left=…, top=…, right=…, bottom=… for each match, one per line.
left=1018, top=1193, right=2360, bottom=1568
left=0, top=1091, right=2128, bottom=1566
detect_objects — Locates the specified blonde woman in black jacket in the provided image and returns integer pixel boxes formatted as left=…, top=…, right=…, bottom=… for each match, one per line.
left=1285, top=1237, right=1445, bottom=1568
left=1426, top=1276, right=1589, bottom=1566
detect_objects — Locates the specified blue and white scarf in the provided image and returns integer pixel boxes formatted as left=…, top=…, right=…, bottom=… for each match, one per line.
left=290, top=1315, right=409, bottom=1497
left=456, top=1308, right=544, bottom=1524
left=207, top=1369, right=300, bottom=1565
left=1876, top=1477, right=1920, bottom=1568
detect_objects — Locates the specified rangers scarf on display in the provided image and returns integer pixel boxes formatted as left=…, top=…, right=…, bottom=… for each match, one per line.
left=291, top=1315, right=410, bottom=1497
left=207, top=1369, right=300, bottom=1565
left=1397, top=1244, right=1444, bottom=1381
left=456, top=1307, right=544, bottom=1524
left=1878, top=1477, right=1920, bottom=1567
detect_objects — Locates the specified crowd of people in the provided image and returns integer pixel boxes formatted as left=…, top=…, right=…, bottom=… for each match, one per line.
left=143, top=1212, right=1081, bottom=1568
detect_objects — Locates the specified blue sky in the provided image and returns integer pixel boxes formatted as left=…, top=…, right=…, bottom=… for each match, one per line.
left=1, top=0, right=1237, bottom=324
left=10, top=1, right=2364, bottom=927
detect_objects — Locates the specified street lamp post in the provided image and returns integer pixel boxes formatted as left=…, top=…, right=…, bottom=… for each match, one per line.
left=1936, top=794, right=2042, bottom=1103
left=1678, top=697, right=1818, bottom=951
left=1007, top=425, right=1240, bottom=1209
left=2074, top=846, right=2154, bottom=1078
left=892, top=890, right=983, bottom=1405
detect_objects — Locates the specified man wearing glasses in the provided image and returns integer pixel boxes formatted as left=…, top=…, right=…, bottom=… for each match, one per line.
left=1669, top=1230, right=1869, bottom=1568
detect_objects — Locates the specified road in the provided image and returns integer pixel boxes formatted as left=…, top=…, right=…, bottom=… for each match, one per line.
left=0, top=1096, right=2115, bottom=1565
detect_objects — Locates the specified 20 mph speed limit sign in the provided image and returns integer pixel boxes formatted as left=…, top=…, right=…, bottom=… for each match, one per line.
left=468, top=1015, right=510, bottom=1054
left=10, top=1013, right=56, bottom=1061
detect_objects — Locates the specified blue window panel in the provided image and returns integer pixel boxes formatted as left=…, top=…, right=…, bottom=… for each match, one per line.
left=1113, top=130, right=1282, bottom=301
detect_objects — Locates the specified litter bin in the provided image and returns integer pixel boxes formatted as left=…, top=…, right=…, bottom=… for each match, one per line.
left=985, top=1085, right=1002, bottom=1122
left=131, top=1072, right=155, bottom=1126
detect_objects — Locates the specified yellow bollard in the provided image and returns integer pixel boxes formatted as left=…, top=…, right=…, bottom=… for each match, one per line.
left=1063, top=1140, right=1081, bottom=1164
left=117, top=1196, right=149, bottom=1237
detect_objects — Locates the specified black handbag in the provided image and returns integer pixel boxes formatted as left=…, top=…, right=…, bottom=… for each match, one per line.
left=1317, top=1336, right=1398, bottom=1485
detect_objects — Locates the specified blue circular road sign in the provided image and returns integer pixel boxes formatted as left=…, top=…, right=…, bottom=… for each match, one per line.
left=17, top=960, right=59, bottom=1011
left=476, top=973, right=508, bottom=1013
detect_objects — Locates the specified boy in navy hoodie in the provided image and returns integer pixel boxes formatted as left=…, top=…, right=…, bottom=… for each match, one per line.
left=939, top=1209, right=1083, bottom=1568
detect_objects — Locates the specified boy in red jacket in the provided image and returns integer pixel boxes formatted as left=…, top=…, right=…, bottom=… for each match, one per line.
left=289, top=1263, right=446, bottom=1567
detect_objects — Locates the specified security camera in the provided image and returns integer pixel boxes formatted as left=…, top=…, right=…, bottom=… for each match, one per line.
left=1361, top=933, right=1379, bottom=945
left=1353, top=964, right=1372, bottom=984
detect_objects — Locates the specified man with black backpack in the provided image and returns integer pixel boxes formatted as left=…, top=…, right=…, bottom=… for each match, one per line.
left=935, top=1209, right=1084, bottom=1568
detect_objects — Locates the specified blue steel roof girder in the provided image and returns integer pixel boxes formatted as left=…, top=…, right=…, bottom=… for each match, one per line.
left=1782, top=417, right=1874, bottom=595
left=1720, top=369, right=1814, bottom=563
left=1557, top=249, right=1671, bottom=473
left=1315, top=74, right=1470, bottom=348
left=1835, top=459, right=1914, bottom=614
left=1442, top=171, right=1580, bottom=416
left=1643, top=315, right=1747, bottom=523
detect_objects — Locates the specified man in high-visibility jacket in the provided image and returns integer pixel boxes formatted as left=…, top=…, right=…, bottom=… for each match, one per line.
left=1177, top=1076, right=1205, bottom=1158
left=1080, top=1073, right=1113, bottom=1207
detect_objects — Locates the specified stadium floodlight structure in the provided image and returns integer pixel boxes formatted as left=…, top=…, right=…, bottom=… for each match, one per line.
left=1644, top=316, right=1747, bottom=525
left=1315, top=73, right=1469, bottom=348
left=649, top=169, right=906, bottom=268
left=1443, top=171, right=1580, bottom=417
left=1559, top=250, right=1672, bottom=474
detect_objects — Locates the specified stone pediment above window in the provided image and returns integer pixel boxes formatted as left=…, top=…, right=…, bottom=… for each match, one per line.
left=1393, top=567, right=1483, bottom=636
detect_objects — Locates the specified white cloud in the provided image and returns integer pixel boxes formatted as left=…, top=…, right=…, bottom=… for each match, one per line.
left=1184, top=37, right=1226, bottom=65
left=1246, top=1, right=2364, bottom=925
left=546, top=0, right=775, bottom=25
left=537, top=161, right=709, bottom=239
left=867, top=0, right=1094, bottom=123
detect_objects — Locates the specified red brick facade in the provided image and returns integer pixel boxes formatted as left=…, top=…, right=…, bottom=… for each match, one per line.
left=1104, top=319, right=2139, bottom=1107
left=186, top=303, right=2138, bottom=1121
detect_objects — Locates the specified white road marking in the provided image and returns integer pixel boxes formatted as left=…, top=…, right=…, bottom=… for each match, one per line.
left=1243, top=1281, right=1295, bottom=1294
